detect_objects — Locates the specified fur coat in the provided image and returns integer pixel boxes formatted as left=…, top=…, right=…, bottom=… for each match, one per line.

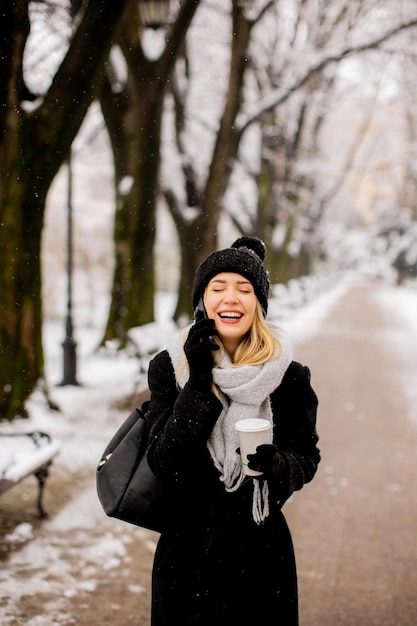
left=146, top=349, right=320, bottom=626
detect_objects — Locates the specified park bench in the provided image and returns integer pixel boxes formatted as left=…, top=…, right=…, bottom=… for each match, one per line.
left=0, top=431, right=61, bottom=518
left=127, top=319, right=178, bottom=376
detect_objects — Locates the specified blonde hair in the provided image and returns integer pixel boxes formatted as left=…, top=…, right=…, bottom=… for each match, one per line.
left=213, top=301, right=281, bottom=367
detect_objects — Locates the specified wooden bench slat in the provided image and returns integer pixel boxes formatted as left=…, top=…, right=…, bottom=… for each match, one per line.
left=1, top=440, right=60, bottom=484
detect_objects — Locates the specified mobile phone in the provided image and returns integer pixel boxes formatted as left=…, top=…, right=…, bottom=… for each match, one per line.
left=194, top=297, right=207, bottom=321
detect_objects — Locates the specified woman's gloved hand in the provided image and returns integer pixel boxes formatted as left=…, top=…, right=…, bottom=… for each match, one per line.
left=184, top=318, right=219, bottom=393
left=247, top=444, right=284, bottom=479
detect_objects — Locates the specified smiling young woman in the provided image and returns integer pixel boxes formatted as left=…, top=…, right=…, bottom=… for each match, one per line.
left=144, top=236, right=320, bottom=626
left=203, top=272, right=257, bottom=357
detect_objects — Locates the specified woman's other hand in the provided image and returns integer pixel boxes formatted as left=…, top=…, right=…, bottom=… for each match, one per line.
left=247, top=444, right=284, bottom=479
left=184, top=318, right=219, bottom=393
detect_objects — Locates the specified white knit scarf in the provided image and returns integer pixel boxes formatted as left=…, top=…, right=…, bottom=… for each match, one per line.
left=167, top=324, right=292, bottom=524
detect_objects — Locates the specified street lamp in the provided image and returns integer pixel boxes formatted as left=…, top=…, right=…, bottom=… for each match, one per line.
left=138, top=0, right=171, bottom=29
left=60, top=149, right=79, bottom=386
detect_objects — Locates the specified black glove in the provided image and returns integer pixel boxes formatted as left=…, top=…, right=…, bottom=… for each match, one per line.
left=247, top=444, right=284, bottom=480
left=184, top=318, right=219, bottom=393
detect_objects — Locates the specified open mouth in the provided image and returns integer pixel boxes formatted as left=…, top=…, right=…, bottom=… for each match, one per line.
left=218, top=312, right=243, bottom=320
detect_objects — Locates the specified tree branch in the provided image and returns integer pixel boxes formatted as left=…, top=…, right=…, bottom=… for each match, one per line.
left=34, top=0, right=126, bottom=180
left=237, top=17, right=417, bottom=142
left=156, top=0, right=202, bottom=84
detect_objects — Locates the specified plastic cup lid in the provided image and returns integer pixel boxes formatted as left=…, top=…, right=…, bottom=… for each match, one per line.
left=235, top=418, right=271, bottom=432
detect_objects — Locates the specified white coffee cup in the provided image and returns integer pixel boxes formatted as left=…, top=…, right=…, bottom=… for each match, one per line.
left=235, top=418, right=272, bottom=476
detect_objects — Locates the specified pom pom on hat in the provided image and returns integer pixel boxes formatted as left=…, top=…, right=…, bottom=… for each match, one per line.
left=192, top=236, right=270, bottom=315
left=231, top=236, right=266, bottom=262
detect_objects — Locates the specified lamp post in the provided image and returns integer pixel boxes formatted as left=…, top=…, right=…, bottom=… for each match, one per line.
left=60, top=149, right=79, bottom=386
left=138, top=0, right=171, bottom=29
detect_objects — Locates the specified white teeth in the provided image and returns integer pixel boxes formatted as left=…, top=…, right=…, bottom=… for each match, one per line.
left=220, top=312, right=242, bottom=319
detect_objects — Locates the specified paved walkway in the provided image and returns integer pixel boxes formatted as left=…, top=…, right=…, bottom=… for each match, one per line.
left=286, top=281, right=417, bottom=625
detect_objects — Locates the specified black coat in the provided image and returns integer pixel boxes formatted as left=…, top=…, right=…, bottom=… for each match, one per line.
left=146, top=350, right=320, bottom=626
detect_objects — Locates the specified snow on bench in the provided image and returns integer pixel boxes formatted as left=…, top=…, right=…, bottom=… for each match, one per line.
left=127, top=319, right=178, bottom=374
left=0, top=431, right=61, bottom=518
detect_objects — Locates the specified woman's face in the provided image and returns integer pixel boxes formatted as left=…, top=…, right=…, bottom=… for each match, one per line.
left=204, top=272, right=257, bottom=356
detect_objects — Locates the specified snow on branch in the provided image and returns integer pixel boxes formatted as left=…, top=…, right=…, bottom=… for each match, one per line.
left=236, top=17, right=417, bottom=141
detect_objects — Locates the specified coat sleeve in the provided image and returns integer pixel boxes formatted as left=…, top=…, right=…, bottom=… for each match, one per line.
left=270, top=361, right=320, bottom=505
left=145, top=350, right=223, bottom=483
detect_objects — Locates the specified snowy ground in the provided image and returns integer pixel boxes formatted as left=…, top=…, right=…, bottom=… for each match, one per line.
left=1, top=274, right=417, bottom=624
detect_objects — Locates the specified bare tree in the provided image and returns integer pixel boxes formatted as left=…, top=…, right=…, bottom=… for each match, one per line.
left=160, top=0, right=417, bottom=319
left=162, top=0, right=273, bottom=320
left=0, top=0, right=126, bottom=420
left=233, top=0, right=417, bottom=281
left=99, top=0, right=202, bottom=343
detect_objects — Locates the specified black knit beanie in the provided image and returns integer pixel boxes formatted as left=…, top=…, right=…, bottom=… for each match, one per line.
left=192, top=236, right=270, bottom=315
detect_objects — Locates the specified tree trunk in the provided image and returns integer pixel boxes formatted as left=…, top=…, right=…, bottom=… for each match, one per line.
left=171, top=0, right=254, bottom=321
left=100, top=75, right=162, bottom=340
left=161, top=189, right=197, bottom=322
left=100, top=0, right=202, bottom=341
left=0, top=169, right=44, bottom=418
left=0, top=0, right=126, bottom=420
